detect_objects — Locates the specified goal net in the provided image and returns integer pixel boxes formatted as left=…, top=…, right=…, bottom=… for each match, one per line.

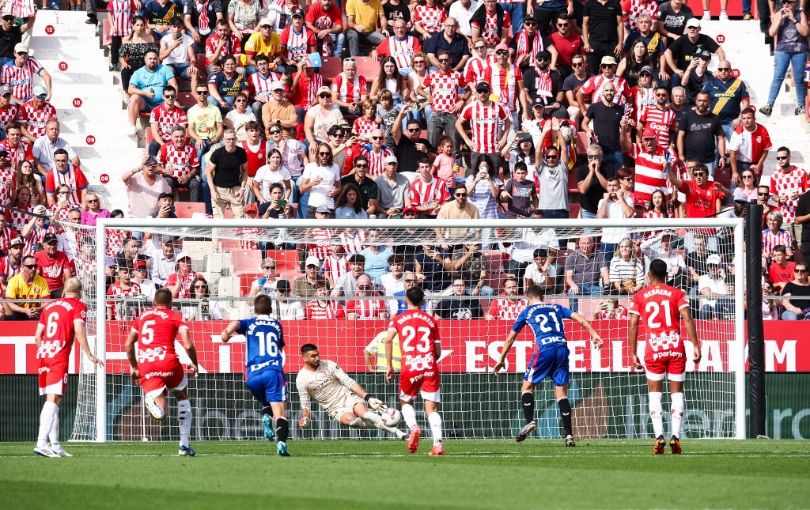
left=67, top=217, right=746, bottom=442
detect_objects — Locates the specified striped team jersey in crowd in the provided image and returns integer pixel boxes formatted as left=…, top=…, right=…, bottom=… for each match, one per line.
left=345, top=296, right=388, bottom=319
left=166, top=270, right=201, bottom=299
left=108, top=0, right=137, bottom=37
left=413, top=4, right=446, bottom=33
left=487, top=297, right=528, bottom=321
left=2, top=58, right=43, bottom=102
left=422, top=70, right=466, bottom=113
left=484, top=64, right=523, bottom=112
left=623, top=0, right=658, bottom=31
left=18, top=99, right=56, bottom=140
left=631, top=85, right=656, bottom=122
left=376, top=36, right=422, bottom=72
left=106, top=282, right=142, bottom=320
left=44, top=166, right=89, bottom=207
left=769, top=167, right=809, bottom=224
left=205, top=33, right=242, bottom=66
left=512, top=30, right=546, bottom=67
left=460, top=100, right=509, bottom=154
left=580, top=74, right=631, bottom=105
left=332, top=73, right=367, bottom=104
left=5, top=206, right=31, bottom=234
left=0, top=138, right=33, bottom=173
left=628, top=143, right=671, bottom=205
left=2, top=0, right=36, bottom=17
left=762, top=228, right=793, bottom=258
left=0, top=254, right=21, bottom=288
left=0, top=164, right=13, bottom=205
left=306, top=300, right=344, bottom=319
left=464, top=54, right=496, bottom=86
left=409, top=178, right=448, bottom=215
left=248, top=70, right=281, bottom=101
left=353, top=116, right=380, bottom=142
left=361, top=145, right=394, bottom=177
left=149, top=103, right=188, bottom=143
left=474, top=9, right=509, bottom=47
left=158, top=142, right=200, bottom=179
left=280, top=26, right=316, bottom=63
left=640, top=105, right=677, bottom=149
left=339, top=229, right=366, bottom=254
left=322, top=253, right=348, bottom=284
left=728, top=123, right=772, bottom=164
left=307, top=227, right=336, bottom=261
left=0, top=104, right=19, bottom=130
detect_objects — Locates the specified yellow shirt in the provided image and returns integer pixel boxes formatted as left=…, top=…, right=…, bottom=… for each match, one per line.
left=5, top=274, right=50, bottom=307
left=365, top=331, right=401, bottom=371
left=187, top=103, right=223, bottom=140
left=346, top=0, right=381, bottom=34
left=244, top=31, right=281, bottom=59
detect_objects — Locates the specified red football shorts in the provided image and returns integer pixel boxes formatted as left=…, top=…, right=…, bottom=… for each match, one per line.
left=644, top=352, right=686, bottom=382
left=139, top=360, right=187, bottom=398
left=38, top=361, right=68, bottom=396
left=399, top=368, right=441, bottom=403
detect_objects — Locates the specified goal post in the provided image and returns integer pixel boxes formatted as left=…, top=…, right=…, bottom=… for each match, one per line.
left=70, top=217, right=745, bottom=442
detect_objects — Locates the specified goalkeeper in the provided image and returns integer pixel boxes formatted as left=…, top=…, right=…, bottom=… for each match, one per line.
left=296, top=343, right=406, bottom=439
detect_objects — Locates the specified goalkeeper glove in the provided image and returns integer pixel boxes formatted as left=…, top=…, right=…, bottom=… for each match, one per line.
left=364, top=394, right=385, bottom=411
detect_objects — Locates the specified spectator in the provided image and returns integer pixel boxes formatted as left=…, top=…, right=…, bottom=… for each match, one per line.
left=618, top=39, right=657, bottom=90
left=522, top=51, right=564, bottom=119
left=484, top=43, right=528, bottom=129
left=664, top=18, right=725, bottom=84
left=622, top=127, right=670, bottom=207
left=332, top=253, right=366, bottom=297
left=126, top=49, right=177, bottom=137
left=597, top=176, right=635, bottom=261
left=306, top=0, right=345, bottom=58
left=243, top=18, right=282, bottom=72
left=13, top=159, right=45, bottom=207
left=548, top=14, right=583, bottom=78
left=392, top=113, right=435, bottom=174
left=261, top=81, right=296, bottom=135
left=158, top=125, right=203, bottom=201
left=360, top=229, right=393, bottom=279
left=418, top=49, right=469, bottom=149
left=628, top=65, right=657, bottom=121
left=426, top=17, right=469, bottom=70
left=576, top=145, right=611, bottom=219
left=768, top=146, right=808, bottom=227
left=382, top=0, right=413, bottom=34
left=247, top=55, right=281, bottom=126
left=762, top=211, right=794, bottom=262
left=159, top=17, right=199, bottom=91
left=457, top=81, right=511, bottom=170
left=621, top=14, right=666, bottom=83
left=760, top=0, right=808, bottom=117
left=780, top=262, right=810, bottom=320
left=118, top=16, right=158, bottom=91
left=34, top=232, right=71, bottom=298
left=293, top=256, right=325, bottom=298
left=151, top=191, right=178, bottom=220
left=147, top=85, right=187, bottom=157
left=795, top=187, right=810, bottom=263
left=106, top=265, right=143, bottom=321
left=207, top=55, right=249, bottom=114
left=685, top=233, right=710, bottom=292
left=444, top=243, right=493, bottom=297
left=253, top=150, right=291, bottom=208
left=130, top=259, right=156, bottom=301
left=565, top=236, right=608, bottom=313
left=32, top=119, right=80, bottom=179
left=335, top=182, right=369, bottom=220
left=640, top=230, right=687, bottom=287
left=608, top=238, right=644, bottom=294
left=465, top=155, right=501, bottom=224
left=670, top=85, right=688, bottom=123
left=2, top=123, right=34, bottom=171
left=677, top=91, right=725, bottom=176
left=79, top=192, right=111, bottom=226
left=535, top=127, right=570, bottom=219
left=226, top=0, right=261, bottom=45
left=271, top=279, right=305, bottom=319
left=769, top=244, right=795, bottom=293
left=188, top=83, right=225, bottom=180
left=143, top=0, right=182, bottom=39
left=698, top=253, right=733, bottom=320
left=522, top=247, right=556, bottom=292
left=166, top=254, right=201, bottom=298
left=0, top=237, right=23, bottom=288
left=224, top=93, right=257, bottom=141
left=246, top=257, right=279, bottom=297
left=470, top=0, right=510, bottom=50
left=728, top=107, right=771, bottom=185
left=583, top=81, right=624, bottom=172
left=279, top=8, right=317, bottom=67
left=510, top=15, right=553, bottom=69
left=500, top=162, right=536, bottom=218
left=485, top=277, right=526, bottom=320
left=204, top=19, right=243, bottom=74
left=122, top=156, right=172, bottom=219
left=115, top=237, right=151, bottom=272
left=413, top=0, right=446, bottom=42
left=502, top=132, right=537, bottom=188
left=207, top=129, right=248, bottom=218
left=305, top=86, right=345, bottom=148
left=562, top=54, right=590, bottom=124
left=435, top=277, right=483, bottom=319
left=183, top=276, right=223, bottom=320
left=371, top=19, right=421, bottom=75
left=2, top=43, right=51, bottom=105
left=44, top=149, right=89, bottom=207
left=380, top=254, right=406, bottom=307
left=682, top=51, right=713, bottom=105
left=374, top=156, right=411, bottom=218
left=340, top=157, right=379, bottom=216
left=3, top=254, right=48, bottom=320
left=306, top=280, right=344, bottom=319
left=703, top=59, right=749, bottom=140
left=638, top=86, right=677, bottom=151
left=345, top=274, right=389, bottom=320
left=732, top=169, right=758, bottom=203
left=582, top=0, right=624, bottom=76
left=345, top=0, right=386, bottom=57
left=361, top=128, right=395, bottom=177
left=182, top=0, right=225, bottom=47
left=300, top=142, right=341, bottom=217
left=259, top=182, right=294, bottom=220
left=657, top=0, right=695, bottom=45
left=0, top=15, right=31, bottom=69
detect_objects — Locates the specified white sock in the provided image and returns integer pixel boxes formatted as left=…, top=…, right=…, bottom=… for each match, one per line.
left=37, top=401, right=58, bottom=448
left=670, top=392, right=685, bottom=439
left=649, top=392, right=664, bottom=438
left=48, top=408, right=60, bottom=448
left=177, top=400, right=192, bottom=447
left=348, top=416, right=367, bottom=429
left=362, top=411, right=403, bottom=437
left=427, top=412, right=443, bottom=445
left=401, top=403, right=417, bottom=430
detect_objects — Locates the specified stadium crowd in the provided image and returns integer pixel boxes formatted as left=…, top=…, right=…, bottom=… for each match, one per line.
left=0, top=0, right=809, bottom=322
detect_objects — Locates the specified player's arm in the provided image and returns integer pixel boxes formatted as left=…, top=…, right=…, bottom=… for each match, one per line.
left=220, top=320, right=241, bottom=342
left=34, top=322, right=44, bottom=349
left=384, top=328, right=396, bottom=380
left=177, top=326, right=199, bottom=374
left=628, top=312, right=642, bottom=369
left=569, top=312, right=603, bottom=349
left=297, top=380, right=313, bottom=427
left=75, top=319, right=102, bottom=365
left=680, top=306, right=702, bottom=364
left=494, top=330, right=519, bottom=373
left=125, top=328, right=140, bottom=382
left=333, top=362, right=385, bottom=410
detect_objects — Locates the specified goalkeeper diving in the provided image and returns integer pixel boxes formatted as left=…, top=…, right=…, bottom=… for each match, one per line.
left=296, top=343, right=406, bottom=438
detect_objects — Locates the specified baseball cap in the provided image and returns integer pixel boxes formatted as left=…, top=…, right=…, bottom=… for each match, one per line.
left=494, top=43, right=509, bottom=53
left=43, top=232, right=58, bottom=243
left=706, top=254, right=722, bottom=266
left=475, top=81, right=491, bottom=93
left=533, top=95, right=546, bottom=106
left=9, top=237, right=23, bottom=247
left=244, top=203, right=258, bottom=214
left=661, top=230, right=678, bottom=239
left=524, top=14, right=538, bottom=23
left=316, top=85, right=331, bottom=96
left=642, top=128, right=657, bottom=139
left=0, top=84, right=10, bottom=96
left=384, top=155, right=398, bottom=165
left=270, top=80, right=285, bottom=91
left=33, top=204, right=48, bottom=215
left=639, top=65, right=654, bottom=75
left=32, top=85, right=47, bottom=98
left=600, top=56, right=617, bottom=66
left=144, top=156, right=159, bottom=167
left=133, top=260, right=147, bottom=269
left=13, top=42, right=28, bottom=54
left=696, top=50, right=712, bottom=60
left=276, top=279, right=291, bottom=292
left=685, top=18, right=701, bottom=28
left=291, top=7, right=304, bottom=17
left=315, top=205, right=333, bottom=214
left=305, top=256, right=320, bottom=268
left=258, top=18, right=273, bottom=27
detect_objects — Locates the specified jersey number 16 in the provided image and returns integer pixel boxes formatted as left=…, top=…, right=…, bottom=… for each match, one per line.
left=256, top=331, right=280, bottom=357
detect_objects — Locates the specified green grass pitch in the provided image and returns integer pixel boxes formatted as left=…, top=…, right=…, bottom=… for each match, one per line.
left=1, top=440, right=809, bottom=509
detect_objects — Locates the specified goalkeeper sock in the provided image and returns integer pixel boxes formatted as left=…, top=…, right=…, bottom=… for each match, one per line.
left=178, top=399, right=192, bottom=447
left=520, top=392, right=535, bottom=424
left=348, top=416, right=367, bottom=429
left=48, top=407, right=60, bottom=448
left=275, top=417, right=289, bottom=443
left=401, top=403, right=417, bottom=430
left=649, top=392, right=664, bottom=438
left=37, top=401, right=58, bottom=448
left=670, top=392, right=684, bottom=439
left=557, top=398, right=572, bottom=438
left=262, top=405, right=272, bottom=416
left=427, top=412, right=443, bottom=445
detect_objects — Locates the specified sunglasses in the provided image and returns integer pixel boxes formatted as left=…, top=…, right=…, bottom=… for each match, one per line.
left=587, top=155, right=600, bottom=160
left=371, top=136, right=383, bottom=140
left=269, top=129, right=280, bottom=134
left=88, top=199, right=98, bottom=203
left=776, top=156, right=788, bottom=160
left=692, top=172, right=707, bottom=177
left=164, top=94, right=176, bottom=99
left=655, top=93, right=668, bottom=97
left=600, top=64, right=616, bottom=68
left=319, top=93, right=331, bottom=98
left=407, top=128, right=420, bottom=133
left=571, top=62, right=584, bottom=67
left=796, top=269, right=807, bottom=273
left=758, top=192, right=769, bottom=197
left=195, top=90, right=208, bottom=95
left=455, top=193, right=467, bottom=198
left=545, top=154, right=559, bottom=159
left=318, top=151, right=331, bottom=156
left=742, top=175, right=753, bottom=179
left=717, top=67, right=731, bottom=71
left=355, top=163, right=368, bottom=168
left=438, top=58, right=450, bottom=63
left=496, top=51, right=508, bottom=56
left=357, top=285, right=373, bottom=290
left=24, top=264, right=37, bottom=269
left=525, top=21, right=537, bottom=26
left=263, top=266, right=275, bottom=270
left=556, top=23, right=569, bottom=27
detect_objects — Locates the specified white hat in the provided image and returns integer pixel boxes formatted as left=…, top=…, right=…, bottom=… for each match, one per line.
left=258, top=18, right=273, bottom=27
left=685, top=18, right=701, bottom=28
left=13, top=42, right=28, bottom=54
left=305, top=256, right=320, bottom=268
left=384, top=155, right=398, bottom=165
left=706, top=254, right=722, bottom=265
left=33, top=204, right=48, bottom=215
left=270, top=80, right=285, bottom=91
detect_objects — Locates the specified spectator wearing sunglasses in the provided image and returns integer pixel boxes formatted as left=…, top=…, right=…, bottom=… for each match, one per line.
left=3, top=254, right=49, bottom=320
left=702, top=59, right=749, bottom=141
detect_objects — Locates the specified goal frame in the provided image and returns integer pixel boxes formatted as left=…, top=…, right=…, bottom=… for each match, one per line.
left=90, top=217, right=747, bottom=442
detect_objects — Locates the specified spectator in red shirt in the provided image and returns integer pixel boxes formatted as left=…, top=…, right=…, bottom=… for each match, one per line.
left=166, top=254, right=201, bottom=298
left=305, top=0, right=345, bottom=57
left=44, top=149, right=89, bottom=207
left=768, top=244, right=795, bottom=293
left=34, top=232, right=73, bottom=298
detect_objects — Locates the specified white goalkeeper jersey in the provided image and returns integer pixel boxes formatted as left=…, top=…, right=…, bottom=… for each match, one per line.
left=296, top=360, right=358, bottom=414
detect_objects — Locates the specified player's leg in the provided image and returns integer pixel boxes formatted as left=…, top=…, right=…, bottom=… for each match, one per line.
left=668, top=377, right=686, bottom=454
left=423, top=399, right=444, bottom=456
left=515, top=379, right=538, bottom=442
left=247, top=372, right=276, bottom=441
left=552, top=347, right=575, bottom=447
left=646, top=377, right=666, bottom=454
left=170, top=367, right=193, bottom=456
left=352, top=400, right=407, bottom=439
left=270, top=402, right=291, bottom=456
left=398, top=373, right=423, bottom=451
left=35, top=366, right=65, bottom=457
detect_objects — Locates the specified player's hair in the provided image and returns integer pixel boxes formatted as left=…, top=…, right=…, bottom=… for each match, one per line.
left=154, top=287, right=173, bottom=306
left=525, top=285, right=545, bottom=300
left=63, top=277, right=82, bottom=296
left=254, top=294, right=272, bottom=315
left=300, top=343, right=318, bottom=355
left=406, top=286, right=425, bottom=306
left=648, top=259, right=668, bottom=281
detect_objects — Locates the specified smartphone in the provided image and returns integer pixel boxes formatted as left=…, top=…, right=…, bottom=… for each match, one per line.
left=276, top=199, right=286, bottom=207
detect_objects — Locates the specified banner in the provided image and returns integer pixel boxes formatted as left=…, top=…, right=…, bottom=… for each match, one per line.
left=0, top=320, right=806, bottom=375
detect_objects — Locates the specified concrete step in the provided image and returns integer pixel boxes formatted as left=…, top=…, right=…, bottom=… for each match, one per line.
left=34, top=59, right=110, bottom=76
left=29, top=36, right=100, bottom=50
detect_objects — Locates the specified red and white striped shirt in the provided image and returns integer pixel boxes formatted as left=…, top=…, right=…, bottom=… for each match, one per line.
left=460, top=100, right=509, bottom=154
left=0, top=164, right=14, bottom=205
left=762, top=228, right=793, bottom=258
left=0, top=254, right=21, bottom=285
left=484, top=64, right=523, bottom=113
left=728, top=123, right=772, bottom=165
left=237, top=227, right=262, bottom=250
left=409, top=178, right=448, bottom=216
left=44, top=166, right=89, bottom=207
left=486, top=297, right=527, bottom=320
left=108, top=0, right=137, bottom=38
left=23, top=224, right=53, bottom=257
left=376, top=36, right=422, bottom=72
left=106, top=228, right=128, bottom=258
left=332, top=73, right=367, bottom=104
left=322, top=253, right=348, bottom=284
left=306, top=300, right=344, bottom=319
left=18, top=99, right=56, bottom=140
left=629, top=143, right=670, bottom=205
left=345, top=296, right=388, bottom=319
left=2, top=0, right=35, bottom=17
left=513, top=30, right=546, bottom=67
left=580, top=74, right=631, bottom=105
left=0, top=138, right=33, bottom=172
left=413, top=4, right=446, bottom=34
left=205, top=33, right=242, bottom=66
left=631, top=85, right=656, bottom=122
left=166, top=270, right=201, bottom=298
left=307, top=227, right=336, bottom=261
left=106, top=282, right=142, bottom=320
left=280, top=26, right=316, bottom=62
left=149, top=104, right=188, bottom=143
left=640, top=105, right=676, bottom=149
left=422, top=70, right=466, bottom=113
left=623, top=0, right=658, bottom=31
left=0, top=104, right=18, bottom=130
left=1, top=58, right=43, bottom=102
left=339, top=229, right=366, bottom=254
left=5, top=206, right=31, bottom=234
left=464, top=54, right=496, bottom=86
left=473, top=9, right=509, bottom=47
left=353, top=116, right=380, bottom=142
left=769, top=167, right=809, bottom=224
left=361, top=145, right=394, bottom=177
left=158, top=142, right=200, bottom=180
left=248, top=70, right=281, bottom=101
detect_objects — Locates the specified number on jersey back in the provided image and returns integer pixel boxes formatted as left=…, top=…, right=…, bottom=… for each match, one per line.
left=629, top=283, right=689, bottom=353
left=37, top=297, right=87, bottom=363
left=388, top=309, right=439, bottom=373
left=131, top=306, right=186, bottom=365
left=512, top=302, right=572, bottom=349
left=238, top=315, right=285, bottom=374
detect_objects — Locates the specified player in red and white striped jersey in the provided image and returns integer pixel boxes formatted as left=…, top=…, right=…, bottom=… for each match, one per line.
left=621, top=127, right=672, bottom=207
left=457, top=82, right=511, bottom=158
left=728, top=107, right=772, bottom=183
left=409, top=159, right=449, bottom=218
left=18, top=90, right=56, bottom=143
left=638, top=87, right=677, bottom=151
left=331, top=60, right=368, bottom=116
left=361, top=130, right=394, bottom=177
left=485, top=277, right=527, bottom=320
left=2, top=46, right=50, bottom=103
left=464, top=41, right=497, bottom=87
left=106, top=265, right=143, bottom=320
left=345, top=275, right=389, bottom=320
left=44, top=150, right=88, bottom=207
left=280, top=9, right=317, bottom=65
left=372, top=20, right=422, bottom=74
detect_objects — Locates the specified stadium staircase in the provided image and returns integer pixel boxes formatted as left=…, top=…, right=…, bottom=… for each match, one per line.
left=28, top=10, right=138, bottom=209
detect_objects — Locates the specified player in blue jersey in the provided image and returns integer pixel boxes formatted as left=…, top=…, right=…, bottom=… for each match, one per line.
left=494, top=285, right=603, bottom=446
left=221, top=294, right=291, bottom=457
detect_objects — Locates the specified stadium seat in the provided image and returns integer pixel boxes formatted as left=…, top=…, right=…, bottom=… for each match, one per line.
left=321, top=56, right=342, bottom=81
left=569, top=203, right=580, bottom=219
left=175, top=202, right=206, bottom=218
left=264, top=249, right=301, bottom=272
left=278, top=269, right=302, bottom=285
left=219, top=238, right=242, bottom=251
left=177, top=92, right=195, bottom=109
left=229, top=248, right=263, bottom=276
left=483, top=250, right=505, bottom=274
left=354, top=57, right=378, bottom=82
left=575, top=131, right=590, bottom=155
left=239, top=272, right=262, bottom=296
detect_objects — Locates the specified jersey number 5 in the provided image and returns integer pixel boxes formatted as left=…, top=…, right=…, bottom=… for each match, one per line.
left=401, top=325, right=432, bottom=353
left=256, top=331, right=280, bottom=357
left=645, top=300, right=673, bottom=329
